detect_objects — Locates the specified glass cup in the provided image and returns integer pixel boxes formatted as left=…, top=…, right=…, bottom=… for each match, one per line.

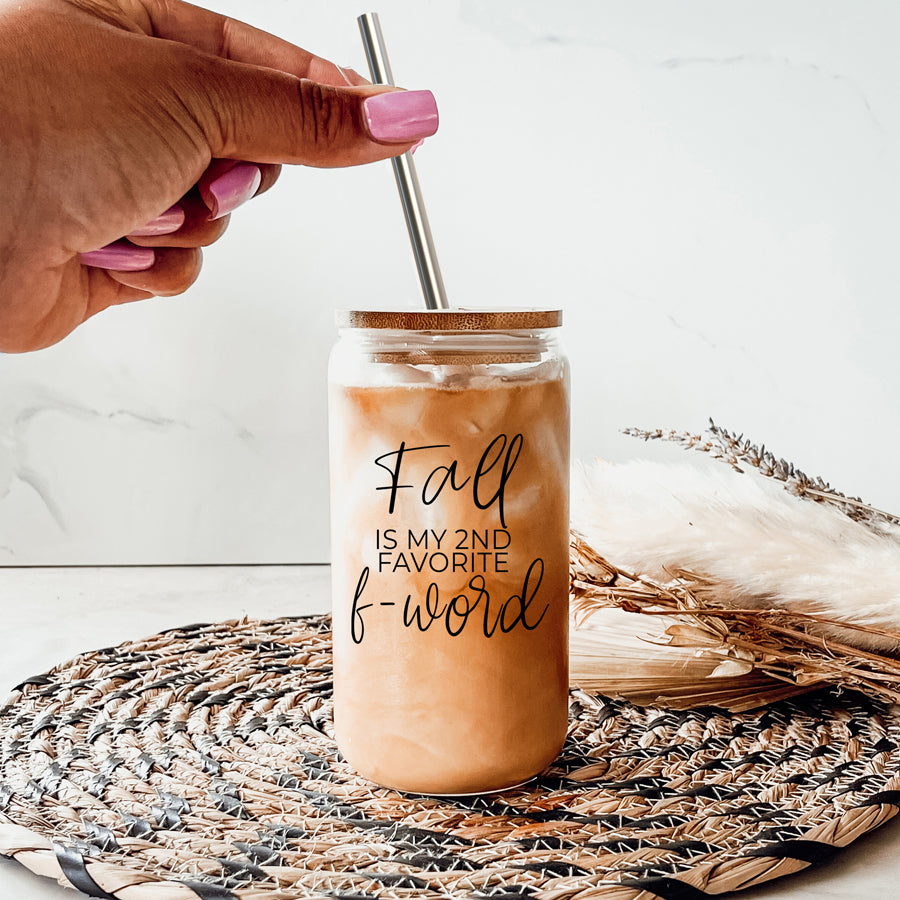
left=328, top=309, right=570, bottom=794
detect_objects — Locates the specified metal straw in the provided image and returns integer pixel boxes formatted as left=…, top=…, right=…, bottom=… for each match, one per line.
left=358, top=12, right=450, bottom=310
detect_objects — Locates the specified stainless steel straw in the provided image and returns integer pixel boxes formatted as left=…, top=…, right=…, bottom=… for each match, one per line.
left=358, top=12, right=450, bottom=310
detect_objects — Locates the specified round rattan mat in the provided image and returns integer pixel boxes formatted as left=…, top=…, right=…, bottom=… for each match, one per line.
left=2, top=616, right=900, bottom=900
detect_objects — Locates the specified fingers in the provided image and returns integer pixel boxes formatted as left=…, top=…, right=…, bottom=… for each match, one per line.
left=82, top=272, right=153, bottom=323
left=196, top=160, right=270, bottom=220
left=194, top=61, right=439, bottom=167
left=198, top=159, right=281, bottom=200
left=124, top=163, right=275, bottom=248
left=126, top=193, right=228, bottom=249
left=83, top=158, right=272, bottom=272
left=103, top=246, right=203, bottom=296
left=80, top=244, right=201, bottom=296
left=72, top=1, right=440, bottom=318
left=79, top=156, right=270, bottom=299
left=80, top=241, right=156, bottom=272
left=127, top=203, right=186, bottom=237
left=137, top=4, right=438, bottom=166
left=137, top=0, right=363, bottom=88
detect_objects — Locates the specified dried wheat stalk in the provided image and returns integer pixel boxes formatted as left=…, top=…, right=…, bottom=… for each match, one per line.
left=571, top=535, right=900, bottom=707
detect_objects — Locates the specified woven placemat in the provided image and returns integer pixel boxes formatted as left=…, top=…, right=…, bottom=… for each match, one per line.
left=2, top=616, right=900, bottom=900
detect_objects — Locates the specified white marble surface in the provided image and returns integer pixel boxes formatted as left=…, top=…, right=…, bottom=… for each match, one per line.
left=2, top=1, right=900, bottom=564
left=1, top=565, right=899, bottom=899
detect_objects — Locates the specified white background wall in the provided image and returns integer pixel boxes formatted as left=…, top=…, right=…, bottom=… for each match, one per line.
left=1, top=0, right=898, bottom=565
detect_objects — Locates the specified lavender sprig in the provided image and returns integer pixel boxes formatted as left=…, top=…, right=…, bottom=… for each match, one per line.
left=625, top=419, right=900, bottom=532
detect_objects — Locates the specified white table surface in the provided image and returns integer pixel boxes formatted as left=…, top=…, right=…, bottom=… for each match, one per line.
left=1, top=565, right=898, bottom=899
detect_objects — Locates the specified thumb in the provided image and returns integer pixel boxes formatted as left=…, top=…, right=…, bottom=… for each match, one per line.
left=188, top=54, right=438, bottom=167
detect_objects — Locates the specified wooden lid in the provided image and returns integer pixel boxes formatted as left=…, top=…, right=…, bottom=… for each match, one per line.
left=335, top=308, right=562, bottom=330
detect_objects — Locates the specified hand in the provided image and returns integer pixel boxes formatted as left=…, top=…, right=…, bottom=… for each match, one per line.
left=0, top=0, right=438, bottom=352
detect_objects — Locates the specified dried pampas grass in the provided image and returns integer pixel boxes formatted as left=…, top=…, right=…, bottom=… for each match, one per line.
left=570, top=421, right=900, bottom=711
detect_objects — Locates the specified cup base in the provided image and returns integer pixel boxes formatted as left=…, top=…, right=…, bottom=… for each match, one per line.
left=405, top=776, right=536, bottom=798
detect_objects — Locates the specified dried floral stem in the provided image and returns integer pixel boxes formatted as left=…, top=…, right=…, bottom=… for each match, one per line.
left=802, top=487, right=900, bottom=523
left=624, top=419, right=900, bottom=530
left=571, top=533, right=900, bottom=706
left=589, top=603, right=900, bottom=647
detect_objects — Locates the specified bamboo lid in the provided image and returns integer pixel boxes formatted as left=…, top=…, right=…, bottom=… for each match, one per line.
left=336, top=308, right=562, bottom=330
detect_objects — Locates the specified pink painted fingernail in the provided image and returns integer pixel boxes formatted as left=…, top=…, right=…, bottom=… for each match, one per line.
left=363, top=90, right=438, bottom=143
left=205, top=163, right=262, bottom=220
left=80, top=241, right=155, bottom=272
left=128, top=204, right=185, bottom=237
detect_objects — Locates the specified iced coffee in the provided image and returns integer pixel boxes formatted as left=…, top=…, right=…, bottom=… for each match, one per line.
left=328, top=309, right=570, bottom=794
